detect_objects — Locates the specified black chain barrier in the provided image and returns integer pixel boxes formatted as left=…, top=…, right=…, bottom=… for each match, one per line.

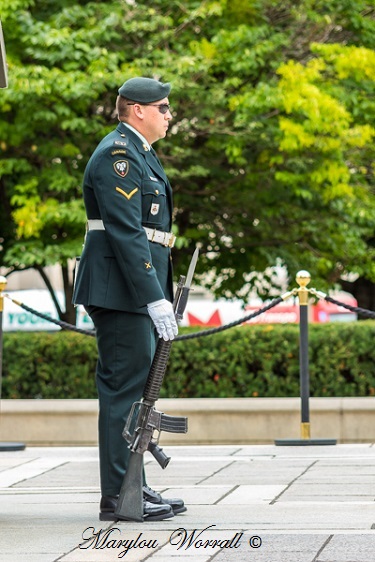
left=324, top=295, right=375, bottom=319
left=4, top=294, right=285, bottom=340
left=4, top=292, right=375, bottom=341
left=175, top=297, right=284, bottom=340
left=4, top=296, right=96, bottom=337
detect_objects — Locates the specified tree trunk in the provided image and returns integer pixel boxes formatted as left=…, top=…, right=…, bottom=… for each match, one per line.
left=61, top=262, right=76, bottom=326
left=36, top=263, right=77, bottom=326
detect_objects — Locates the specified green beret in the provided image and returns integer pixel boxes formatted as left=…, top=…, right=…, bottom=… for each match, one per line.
left=118, top=77, right=171, bottom=103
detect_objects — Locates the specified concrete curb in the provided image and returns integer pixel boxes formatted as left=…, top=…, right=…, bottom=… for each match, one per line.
left=0, top=397, right=374, bottom=446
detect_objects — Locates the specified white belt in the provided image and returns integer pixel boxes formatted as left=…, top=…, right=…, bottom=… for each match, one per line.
left=87, top=219, right=105, bottom=231
left=86, top=220, right=176, bottom=248
left=143, top=226, right=176, bottom=248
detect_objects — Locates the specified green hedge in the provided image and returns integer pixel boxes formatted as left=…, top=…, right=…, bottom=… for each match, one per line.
left=2, top=322, right=375, bottom=399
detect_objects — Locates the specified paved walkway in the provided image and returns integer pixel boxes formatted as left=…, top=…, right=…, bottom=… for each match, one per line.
left=0, top=444, right=374, bottom=561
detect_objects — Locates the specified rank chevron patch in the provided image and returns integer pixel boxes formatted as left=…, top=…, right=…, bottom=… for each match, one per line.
left=115, top=186, right=139, bottom=200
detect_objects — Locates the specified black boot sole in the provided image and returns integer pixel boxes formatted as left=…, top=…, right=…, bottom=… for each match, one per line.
left=99, top=510, right=175, bottom=522
left=173, top=506, right=187, bottom=514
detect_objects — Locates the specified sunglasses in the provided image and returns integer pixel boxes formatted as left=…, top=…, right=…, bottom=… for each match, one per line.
left=127, top=103, right=171, bottom=115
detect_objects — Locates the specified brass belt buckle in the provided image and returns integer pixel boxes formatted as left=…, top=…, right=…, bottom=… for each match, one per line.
left=168, top=234, right=176, bottom=248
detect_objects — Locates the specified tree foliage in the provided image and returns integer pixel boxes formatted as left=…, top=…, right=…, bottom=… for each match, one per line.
left=1, top=0, right=374, bottom=323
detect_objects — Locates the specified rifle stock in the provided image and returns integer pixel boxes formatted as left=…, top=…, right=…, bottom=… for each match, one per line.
left=114, top=249, right=198, bottom=521
left=115, top=451, right=144, bottom=522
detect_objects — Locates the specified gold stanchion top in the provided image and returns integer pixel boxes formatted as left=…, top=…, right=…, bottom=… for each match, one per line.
left=296, top=270, right=311, bottom=289
left=296, top=270, right=311, bottom=306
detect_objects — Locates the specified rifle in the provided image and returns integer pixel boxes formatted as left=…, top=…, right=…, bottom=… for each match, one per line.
left=115, top=248, right=199, bottom=521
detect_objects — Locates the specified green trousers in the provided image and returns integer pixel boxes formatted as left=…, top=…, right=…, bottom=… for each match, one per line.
left=86, top=306, right=157, bottom=496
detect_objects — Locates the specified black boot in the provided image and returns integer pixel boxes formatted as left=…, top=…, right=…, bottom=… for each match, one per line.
left=143, top=485, right=187, bottom=514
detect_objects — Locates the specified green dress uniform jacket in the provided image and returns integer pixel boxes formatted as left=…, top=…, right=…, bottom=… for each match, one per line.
left=73, top=121, right=174, bottom=311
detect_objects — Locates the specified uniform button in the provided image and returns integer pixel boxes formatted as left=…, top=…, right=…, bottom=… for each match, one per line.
left=155, top=190, right=159, bottom=194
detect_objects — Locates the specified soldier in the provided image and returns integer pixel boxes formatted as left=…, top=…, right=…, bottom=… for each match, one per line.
left=73, top=77, right=186, bottom=521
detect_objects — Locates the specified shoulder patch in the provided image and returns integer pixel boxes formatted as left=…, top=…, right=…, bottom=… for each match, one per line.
left=113, top=140, right=128, bottom=147
left=111, top=149, right=127, bottom=156
left=113, top=160, right=129, bottom=177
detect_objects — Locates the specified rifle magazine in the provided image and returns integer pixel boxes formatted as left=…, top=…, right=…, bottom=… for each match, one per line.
left=159, top=413, right=188, bottom=433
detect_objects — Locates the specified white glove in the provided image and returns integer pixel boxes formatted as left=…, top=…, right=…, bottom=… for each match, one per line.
left=147, top=299, right=178, bottom=341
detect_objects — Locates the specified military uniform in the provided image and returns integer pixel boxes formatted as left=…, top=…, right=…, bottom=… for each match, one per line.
left=73, top=121, right=174, bottom=497
left=74, top=121, right=174, bottom=311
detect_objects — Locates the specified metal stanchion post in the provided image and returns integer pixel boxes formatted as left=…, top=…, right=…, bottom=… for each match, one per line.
left=298, top=270, right=311, bottom=440
left=0, top=276, right=26, bottom=451
left=275, top=270, right=336, bottom=446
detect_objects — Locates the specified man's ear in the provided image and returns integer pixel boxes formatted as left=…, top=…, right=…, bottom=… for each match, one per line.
left=0, top=20, right=8, bottom=89
left=133, top=103, right=145, bottom=120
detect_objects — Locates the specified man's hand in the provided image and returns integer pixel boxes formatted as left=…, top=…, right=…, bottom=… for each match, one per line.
left=147, top=299, right=178, bottom=341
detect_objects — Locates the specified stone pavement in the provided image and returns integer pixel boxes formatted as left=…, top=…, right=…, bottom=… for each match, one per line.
left=0, top=444, right=374, bottom=562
